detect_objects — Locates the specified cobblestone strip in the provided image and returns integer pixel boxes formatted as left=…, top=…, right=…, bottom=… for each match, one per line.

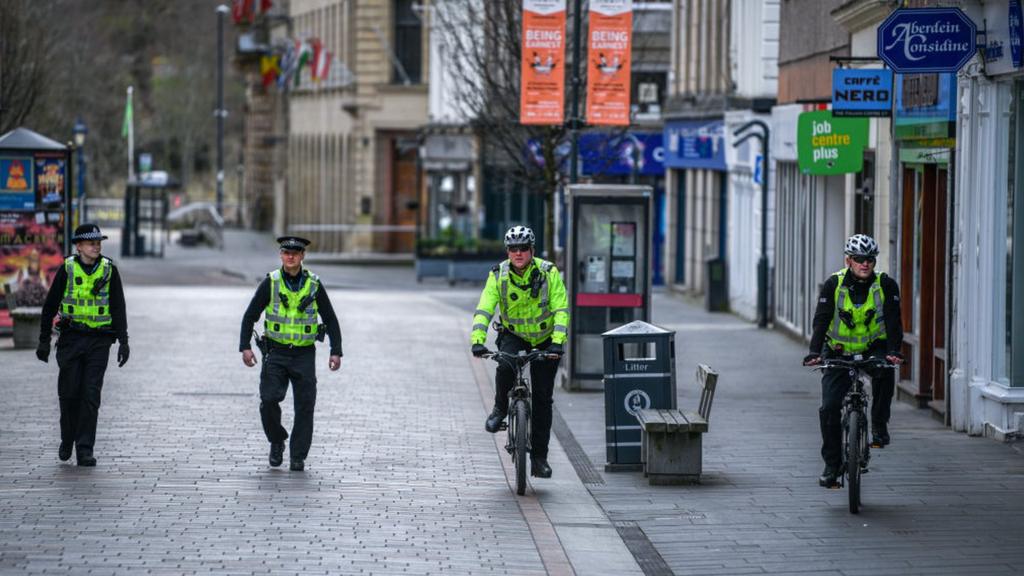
left=468, top=352, right=576, bottom=576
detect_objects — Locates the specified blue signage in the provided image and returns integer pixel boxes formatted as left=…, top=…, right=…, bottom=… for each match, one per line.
left=832, top=69, right=893, bottom=117
left=877, top=8, right=977, bottom=73
left=1011, top=0, right=1023, bottom=69
left=663, top=119, right=726, bottom=171
left=526, top=132, right=664, bottom=177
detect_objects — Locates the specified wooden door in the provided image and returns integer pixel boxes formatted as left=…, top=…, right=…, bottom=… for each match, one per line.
left=390, top=138, right=419, bottom=253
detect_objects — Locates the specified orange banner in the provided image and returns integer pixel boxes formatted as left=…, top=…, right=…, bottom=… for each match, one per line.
left=586, top=0, right=632, bottom=126
left=520, top=0, right=566, bottom=125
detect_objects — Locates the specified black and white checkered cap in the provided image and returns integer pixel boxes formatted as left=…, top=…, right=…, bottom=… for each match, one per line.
left=71, top=223, right=108, bottom=242
left=277, top=235, right=311, bottom=251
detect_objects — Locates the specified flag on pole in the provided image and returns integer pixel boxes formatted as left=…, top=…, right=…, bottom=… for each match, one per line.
left=310, top=39, right=323, bottom=80
left=122, top=89, right=133, bottom=138
left=294, top=39, right=312, bottom=87
left=260, top=55, right=280, bottom=87
left=314, top=50, right=332, bottom=82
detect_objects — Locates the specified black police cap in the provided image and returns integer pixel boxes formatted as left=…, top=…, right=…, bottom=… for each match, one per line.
left=277, top=235, right=311, bottom=251
left=71, top=223, right=108, bottom=242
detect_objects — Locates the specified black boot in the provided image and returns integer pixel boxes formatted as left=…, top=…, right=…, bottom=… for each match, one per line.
left=485, top=408, right=507, bottom=433
left=269, top=442, right=284, bottom=467
left=76, top=447, right=96, bottom=467
left=871, top=424, right=890, bottom=448
left=58, top=442, right=73, bottom=462
left=818, top=465, right=839, bottom=488
left=289, top=459, right=305, bottom=472
left=531, top=456, right=552, bottom=478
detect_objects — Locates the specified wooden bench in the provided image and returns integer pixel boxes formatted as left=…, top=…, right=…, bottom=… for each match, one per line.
left=635, top=364, right=718, bottom=484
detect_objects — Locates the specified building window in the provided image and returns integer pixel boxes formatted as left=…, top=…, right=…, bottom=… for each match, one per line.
left=393, top=0, right=422, bottom=84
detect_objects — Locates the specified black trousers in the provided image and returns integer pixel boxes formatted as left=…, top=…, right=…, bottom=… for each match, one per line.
left=259, top=346, right=317, bottom=461
left=819, top=352, right=895, bottom=468
left=493, top=331, right=560, bottom=460
left=55, top=332, right=114, bottom=452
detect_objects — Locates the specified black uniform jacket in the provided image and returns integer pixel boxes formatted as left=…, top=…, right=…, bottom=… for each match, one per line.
left=39, top=255, right=129, bottom=344
left=808, top=270, right=903, bottom=356
left=239, top=268, right=343, bottom=356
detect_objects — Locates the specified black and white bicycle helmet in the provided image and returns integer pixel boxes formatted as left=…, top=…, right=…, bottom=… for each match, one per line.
left=844, top=234, right=879, bottom=257
left=504, top=225, right=535, bottom=248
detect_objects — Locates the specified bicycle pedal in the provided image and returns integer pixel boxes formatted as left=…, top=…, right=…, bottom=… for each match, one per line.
left=499, top=422, right=508, bottom=431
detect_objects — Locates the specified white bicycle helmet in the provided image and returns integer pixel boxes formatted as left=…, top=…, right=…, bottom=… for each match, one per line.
left=504, top=225, right=535, bottom=248
left=844, top=234, right=879, bottom=257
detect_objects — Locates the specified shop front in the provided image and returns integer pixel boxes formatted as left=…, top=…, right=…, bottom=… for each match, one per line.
left=949, top=0, right=1024, bottom=438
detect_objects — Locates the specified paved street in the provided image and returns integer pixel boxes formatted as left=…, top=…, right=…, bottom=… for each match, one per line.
left=1, top=233, right=1023, bottom=575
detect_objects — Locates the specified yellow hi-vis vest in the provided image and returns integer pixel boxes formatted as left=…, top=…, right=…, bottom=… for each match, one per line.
left=471, top=257, right=569, bottom=347
left=60, top=256, right=112, bottom=328
left=264, top=269, right=320, bottom=346
left=827, top=268, right=886, bottom=354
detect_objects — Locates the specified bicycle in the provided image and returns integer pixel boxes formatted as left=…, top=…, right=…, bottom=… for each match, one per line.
left=813, top=356, right=894, bottom=514
left=481, top=348, right=560, bottom=496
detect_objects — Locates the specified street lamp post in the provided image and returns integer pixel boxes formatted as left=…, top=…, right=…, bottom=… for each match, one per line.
left=216, top=4, right=229, bottom=219
left=73, top=118, right=88, bottom=224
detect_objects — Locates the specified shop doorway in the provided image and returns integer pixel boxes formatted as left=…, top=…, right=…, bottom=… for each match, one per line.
left=899, top=162, right=948, bottom=411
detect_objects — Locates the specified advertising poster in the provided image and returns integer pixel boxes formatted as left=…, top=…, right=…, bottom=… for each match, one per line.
left=797, top=110, right=868, bottom=175
left=0, top=156, right=36, bottom=211
left=520, top=0, right=567, bottom=125
left=586, top=0, right=632, bottom=125
left=35, top=155, right=66, bottom=208
left=0, top=212, right=65, bottom=328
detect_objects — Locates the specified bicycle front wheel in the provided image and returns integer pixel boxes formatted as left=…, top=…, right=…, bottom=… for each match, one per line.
left=847, top=411, right=863, bottom=514
left=512, top=400, right=529, bottom=495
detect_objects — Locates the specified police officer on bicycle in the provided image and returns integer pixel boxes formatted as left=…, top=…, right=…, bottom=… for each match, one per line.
left=470, top=226, right=569, bottom=479
left=803, top=234, right=903, bottom=488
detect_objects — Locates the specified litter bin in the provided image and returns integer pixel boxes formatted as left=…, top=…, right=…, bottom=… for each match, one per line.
left=705, top=256, right=728, bottom=312
left=602, top=320, right=677, bottom=471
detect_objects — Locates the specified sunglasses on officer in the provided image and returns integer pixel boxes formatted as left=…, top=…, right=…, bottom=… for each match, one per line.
left=507, top=245, right=532, bottom=254
left=850, top=255, right=876, bottom=265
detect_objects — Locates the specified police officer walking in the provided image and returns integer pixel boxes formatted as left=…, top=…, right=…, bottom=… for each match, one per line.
left=239, top=236, right=342, bottom=471
left=471, top=226, right=569, bottom=479
left=803, top=234, right=903, bottom=488
left=36, top=223, right=130, bottom=466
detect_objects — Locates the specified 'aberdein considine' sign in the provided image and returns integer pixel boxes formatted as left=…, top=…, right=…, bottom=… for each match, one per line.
left=832, top=69, right=893, bottom=117
left=878, top=8, right=977, bottom=74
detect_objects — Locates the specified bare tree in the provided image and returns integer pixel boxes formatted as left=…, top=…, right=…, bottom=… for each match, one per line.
left=0, top=1, right=50, bottom=134
left=433, top=0, right=654, bottom=257
left=433, top=0, right=583, bottom=257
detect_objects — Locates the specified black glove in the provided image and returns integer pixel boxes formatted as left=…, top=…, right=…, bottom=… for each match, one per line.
left=547, top=343, right=564, bottom=357
left=36, top=341, right=50, bottom=363
left=802, top=353, right=821, bottom=366
left=117, top=342, right=130, bottom=367
left=472, top=344, right=488, bottom=357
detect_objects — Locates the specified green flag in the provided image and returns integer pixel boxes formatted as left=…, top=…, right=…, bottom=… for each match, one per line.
left=121, top=91, right=133, bottom=138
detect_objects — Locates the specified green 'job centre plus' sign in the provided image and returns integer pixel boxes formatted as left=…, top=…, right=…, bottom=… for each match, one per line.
left=797, top=110, right=868, bottom=175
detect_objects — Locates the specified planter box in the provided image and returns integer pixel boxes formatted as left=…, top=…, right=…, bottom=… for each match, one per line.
left=415, top=257, right=449, bottom=282
left=11, top=307, right=42, bottom=350
left=415, top=254, right=504, bottom=285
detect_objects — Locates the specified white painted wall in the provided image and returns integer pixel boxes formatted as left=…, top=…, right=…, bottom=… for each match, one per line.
left=725, top=110, right=771, bottom=320
left=729, top=0, right=779, bottom=99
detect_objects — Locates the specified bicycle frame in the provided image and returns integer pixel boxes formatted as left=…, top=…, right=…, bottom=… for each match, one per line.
left=485, top=350, right=554, bottom=455
left=818, top=357, right=893, bottom=480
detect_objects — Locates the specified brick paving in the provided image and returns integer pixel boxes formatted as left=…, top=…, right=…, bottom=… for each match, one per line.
left=553, top=293, right=1024, bottom=576
left=5, top=233, right=1024, bottom=575
left=1, top=287, right=551, bottom=575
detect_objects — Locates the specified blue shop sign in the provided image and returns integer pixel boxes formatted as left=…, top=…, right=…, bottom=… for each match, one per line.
left=877, top=8, right=977, bottom=73
left=578, top=133, right=664, bottom=177
left=1011, top=0, right=1023, bottom=69
left=663, top=119, right=726, bottom=171
left=526, top=132, right=665, bottom=177
left=832, top=69, right=893, bottom=117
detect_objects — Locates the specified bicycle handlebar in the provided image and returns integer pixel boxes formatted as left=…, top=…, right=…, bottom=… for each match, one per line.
left=815, top=357, right=895, bottom=371
left=481, top=349, right=561, bottom=368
